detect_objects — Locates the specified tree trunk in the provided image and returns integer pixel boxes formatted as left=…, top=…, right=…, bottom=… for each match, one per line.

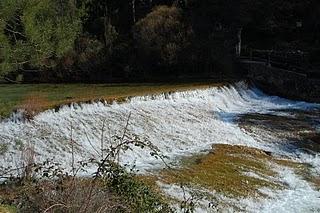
left=236, top=27, right=242, bottom=57
left=103, top=5, right=109, bottom=49
left=69, top=0, right=76, bottom=16
left=103, top=5, right=113, bottom=80
left=132, top=0, right=136, bottom=24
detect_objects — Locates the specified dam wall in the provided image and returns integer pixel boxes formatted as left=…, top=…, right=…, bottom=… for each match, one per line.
left=241, top=61, right=320, bottom=103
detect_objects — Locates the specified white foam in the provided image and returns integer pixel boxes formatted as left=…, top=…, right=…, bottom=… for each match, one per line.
left=242, top=166, right=320, bottom=213
left=158, top=165, right=320, bottom=213
left=157, top=182, right=237, bottom=213
left=0, top=82, right=319, bottom=211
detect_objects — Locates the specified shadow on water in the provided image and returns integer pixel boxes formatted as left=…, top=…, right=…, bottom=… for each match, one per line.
left=214, top=108, right=320, bottom=155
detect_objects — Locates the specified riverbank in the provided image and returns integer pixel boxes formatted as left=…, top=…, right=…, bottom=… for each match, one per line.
left=0, top=81, right=234, bottom=119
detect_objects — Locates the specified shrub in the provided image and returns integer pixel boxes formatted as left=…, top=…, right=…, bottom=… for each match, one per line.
left=134, top=6, right=192, bottom=75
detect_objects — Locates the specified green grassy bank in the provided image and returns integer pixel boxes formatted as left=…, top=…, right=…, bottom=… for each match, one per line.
left=0, top=81, right=228, bottom=118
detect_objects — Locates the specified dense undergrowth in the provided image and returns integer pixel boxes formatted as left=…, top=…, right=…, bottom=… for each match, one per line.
left=0, top=165, right=172, bottom=212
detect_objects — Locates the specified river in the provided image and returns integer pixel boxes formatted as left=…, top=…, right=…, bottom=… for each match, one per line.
left=0, top=82, right=319, bottom=212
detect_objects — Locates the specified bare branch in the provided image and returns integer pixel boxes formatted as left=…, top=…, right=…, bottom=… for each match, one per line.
left=43, top=203, right=68, bottom=213
left=4, top=27, right=26, bottom=38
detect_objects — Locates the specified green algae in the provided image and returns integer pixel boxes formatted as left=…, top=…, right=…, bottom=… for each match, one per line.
left=160, top=144, right=282, bottom=198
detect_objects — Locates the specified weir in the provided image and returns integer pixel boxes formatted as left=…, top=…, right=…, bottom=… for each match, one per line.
left=0, top=82, right=319, bottom=211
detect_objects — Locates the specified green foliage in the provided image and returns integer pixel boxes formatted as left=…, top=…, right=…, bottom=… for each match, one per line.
left=0, top=0, right=318, bottom=81
left=102, top=164, right=172, bottom=212
left=0, top=0, right=84, bottom=75
left=81, top=0, right=120, bottom=53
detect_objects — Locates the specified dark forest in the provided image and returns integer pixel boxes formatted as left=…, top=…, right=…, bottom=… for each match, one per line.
left=1, top=0, right=319, bottom=83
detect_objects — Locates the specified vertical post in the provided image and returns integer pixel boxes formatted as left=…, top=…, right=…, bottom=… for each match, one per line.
left=267, top=52, right=271, bottom=67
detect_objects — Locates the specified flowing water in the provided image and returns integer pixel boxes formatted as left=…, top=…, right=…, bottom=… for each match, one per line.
left=0, top=82, right=319, bottom=212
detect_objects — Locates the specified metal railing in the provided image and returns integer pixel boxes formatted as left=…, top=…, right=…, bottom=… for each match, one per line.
left=239, top=49, right=310, bottom=74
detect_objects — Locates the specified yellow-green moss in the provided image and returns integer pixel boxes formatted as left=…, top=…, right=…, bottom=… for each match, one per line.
left=160, top=145, right=283, bottom=198
left=159, top=144, right=320, bottom=199
left=0, top=205, right=16, bottom=213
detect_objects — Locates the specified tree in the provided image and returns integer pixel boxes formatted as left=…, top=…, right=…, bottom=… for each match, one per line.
left=187, top=0, right=261, bottom=57
left=134, top=5, right=192, bottom=76
left=0, top=0, right=84, bottom=76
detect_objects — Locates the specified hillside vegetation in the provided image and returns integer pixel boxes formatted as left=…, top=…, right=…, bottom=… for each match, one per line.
left=0, top=0, right=318, bottom=83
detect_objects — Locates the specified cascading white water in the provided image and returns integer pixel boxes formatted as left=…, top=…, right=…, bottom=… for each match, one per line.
left=0, top=82, right=319, bottom=212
